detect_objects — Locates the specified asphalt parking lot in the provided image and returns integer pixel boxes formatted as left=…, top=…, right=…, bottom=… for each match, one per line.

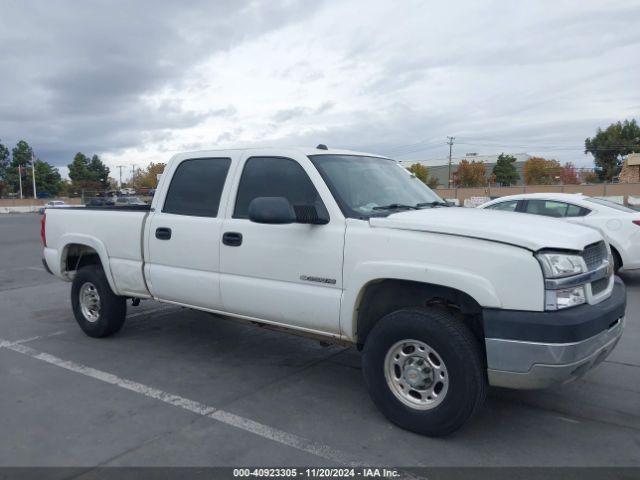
left=1, top=213, right=639, bottom=468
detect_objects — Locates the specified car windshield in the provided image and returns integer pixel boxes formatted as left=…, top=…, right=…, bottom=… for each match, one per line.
left=309, top=154, right=445, bottom=218
left=584, top=197, right=637, bottom=213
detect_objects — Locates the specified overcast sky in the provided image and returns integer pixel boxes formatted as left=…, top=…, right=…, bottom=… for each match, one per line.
left=1, top=0, right=638, bottom=180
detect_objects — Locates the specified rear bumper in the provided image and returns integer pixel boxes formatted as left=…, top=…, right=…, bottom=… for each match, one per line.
left=42, top=257, right=53, bottom=275
left=483, top=278, right=626, bottom=389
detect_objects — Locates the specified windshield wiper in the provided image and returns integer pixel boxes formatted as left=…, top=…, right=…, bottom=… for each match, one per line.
left=416, top=201, right=450, bottom=208
left=372, top=203, right=420, bottom=211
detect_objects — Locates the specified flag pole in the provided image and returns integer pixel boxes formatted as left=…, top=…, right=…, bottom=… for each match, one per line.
left=31, top=151, right=37, bottom=199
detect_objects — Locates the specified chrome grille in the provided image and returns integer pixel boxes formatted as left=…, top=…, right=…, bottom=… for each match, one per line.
left=581, top=241, right=607, bottom=270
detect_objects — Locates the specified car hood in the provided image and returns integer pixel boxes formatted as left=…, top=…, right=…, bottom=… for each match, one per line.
left=368, top=207, right=602, bottom=251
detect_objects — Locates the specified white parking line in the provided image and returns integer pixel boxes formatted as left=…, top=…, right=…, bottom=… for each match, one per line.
left=0, top=331, right=64, bottom=349
left=0, top=336, right=368, bottom=467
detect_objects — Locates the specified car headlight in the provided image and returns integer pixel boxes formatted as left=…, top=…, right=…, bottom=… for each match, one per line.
left=536, top=252, right=586, bottom=278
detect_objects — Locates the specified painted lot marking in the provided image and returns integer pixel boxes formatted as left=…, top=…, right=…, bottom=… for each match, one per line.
left=0, top=334, right=381, bottom=469
left=0, top=331, right=64, bottom=349
left=127, top=305, right=182, bottom=319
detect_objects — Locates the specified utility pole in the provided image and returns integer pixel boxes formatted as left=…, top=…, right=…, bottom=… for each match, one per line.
left=18, top=164, right=23, bottom=199
left=130, top=164, right=137, bottom=190
left=447, top=136, right=455, bottom=187
left=116, top=165, right=126, bottom=188
left=31, top=151, right=37, bottom=199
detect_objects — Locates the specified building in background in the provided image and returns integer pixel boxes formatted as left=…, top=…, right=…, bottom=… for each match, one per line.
left=398, top=153, right=531, bottom=187
left=619, top=153, right=640, bottom=183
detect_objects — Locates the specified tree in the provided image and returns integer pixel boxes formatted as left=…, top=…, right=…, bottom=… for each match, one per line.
left=580, top=171, right=600, bottom=184
left=7, top=140, right=35, bottom=197
left=0, top=139, right=10, bottom=196
left=33, top=161, right=63, bottom=195
left=454, top=160, right=486, bottom=187
left=492, top=153, right=519, bottom=186
left=523, top=157, right=561, bottom=185
left=408, top=162, right=439, bottom=188
left=585, top=119, right=640, bottom=181
left=89, top=155, right=110, bottom=189
left=68, top=152, right=110, bottom=191
left=560, top=162, right=580, bottom=185
left=131, top=162, right=166, bottom=189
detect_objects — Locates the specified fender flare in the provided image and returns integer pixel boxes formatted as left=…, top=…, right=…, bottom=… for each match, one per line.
left=340, top=261, right=502, bottom=340
left=58, top=234, right=119, bottom=295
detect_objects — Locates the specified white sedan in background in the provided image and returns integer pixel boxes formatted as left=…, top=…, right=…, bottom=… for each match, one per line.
left=479, top=193, right=640, bottom=272
left=39, top=200, right=72, bottom=215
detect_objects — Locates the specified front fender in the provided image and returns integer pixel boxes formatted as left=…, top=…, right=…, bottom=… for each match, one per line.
left=340, top=261, right=502, bottom=340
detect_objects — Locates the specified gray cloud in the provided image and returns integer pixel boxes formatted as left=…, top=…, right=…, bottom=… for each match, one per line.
left=0, top=0, right=638, bottom=171
left=0, top=0, right=324, bottom=165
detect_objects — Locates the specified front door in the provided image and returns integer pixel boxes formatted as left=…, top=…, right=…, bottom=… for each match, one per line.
left=219, top=154, right=345, bottom=334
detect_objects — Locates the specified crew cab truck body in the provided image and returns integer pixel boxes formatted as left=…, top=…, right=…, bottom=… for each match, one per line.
left=42, top=147, right=626, bottom=436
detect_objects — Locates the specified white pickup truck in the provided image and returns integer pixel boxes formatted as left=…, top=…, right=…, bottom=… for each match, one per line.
left=42, top=146, right=626, bottom=436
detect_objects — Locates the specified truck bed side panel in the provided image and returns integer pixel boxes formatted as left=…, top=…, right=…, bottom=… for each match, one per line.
left=45, top=208, right=150, bottom=298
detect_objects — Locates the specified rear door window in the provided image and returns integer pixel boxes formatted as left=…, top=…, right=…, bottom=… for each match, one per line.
left=524, top=200, right=587, bottom=218
left=163, top=158, right=231, bottom=217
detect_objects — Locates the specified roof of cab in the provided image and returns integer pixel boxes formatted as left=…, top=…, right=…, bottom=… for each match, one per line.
left=169, top=146, right=391, bottom=162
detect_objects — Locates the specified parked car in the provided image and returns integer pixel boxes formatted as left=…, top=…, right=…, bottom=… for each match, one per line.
left=40, top=147, right=625, bottom=436
left=479, top=193, right=640, bottom=271
left=115, top=196, right=147, bottom=206
left=86, top=198, right=115, bottom=207
left=39, top=200, right=71, bottom=215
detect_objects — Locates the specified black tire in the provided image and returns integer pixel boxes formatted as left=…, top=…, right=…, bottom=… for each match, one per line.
left=362, top=307, right=487, bottom=437
left=71, top=265, right=127, bottom=338
left=612, top=248, right=622, bottom=273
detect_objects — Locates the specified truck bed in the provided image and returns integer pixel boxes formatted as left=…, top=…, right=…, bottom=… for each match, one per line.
left=43, top=207, right=151, bottom=298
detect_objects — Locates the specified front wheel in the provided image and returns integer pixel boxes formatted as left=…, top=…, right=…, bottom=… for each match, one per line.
left=362, top=307, right=487, bottom=437
left=71, top=265, right=127, bottom=337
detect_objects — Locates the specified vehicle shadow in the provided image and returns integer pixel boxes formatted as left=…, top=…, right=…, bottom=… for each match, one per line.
left=619, top=269, right=640, bottom=287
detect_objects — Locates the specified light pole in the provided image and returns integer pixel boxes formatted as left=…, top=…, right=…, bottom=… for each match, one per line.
left=31, top=151, right=37, bottom=199
left=447, top=136, right=455, bottom=187
left=18, top=164, right=23, bottom=199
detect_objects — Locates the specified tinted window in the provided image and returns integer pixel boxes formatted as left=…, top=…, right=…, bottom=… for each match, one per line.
left=585, top=197, right=635, bottom=213
left=163, top=158, right=231, bottom=217
left=486, top=200, right=518, bottom=212
left=524, top=200, right=586, bottom=218
left=234, top=157, right=321, bottom=218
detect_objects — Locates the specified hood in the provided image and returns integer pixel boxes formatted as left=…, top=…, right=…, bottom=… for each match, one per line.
left=369, top=207, right=602, bottom=251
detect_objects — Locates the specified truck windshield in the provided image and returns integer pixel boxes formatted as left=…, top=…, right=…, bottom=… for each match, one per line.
left=309, top=154, right=446, bottom=218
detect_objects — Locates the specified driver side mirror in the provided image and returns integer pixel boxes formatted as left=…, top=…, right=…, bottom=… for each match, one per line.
left=248, top=197, right=329, bottom=225
left=248, top=197, right=296, bottom=224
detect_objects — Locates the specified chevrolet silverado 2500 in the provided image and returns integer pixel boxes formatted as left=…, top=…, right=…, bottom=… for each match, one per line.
left=42, top=147, right=626, bottom=436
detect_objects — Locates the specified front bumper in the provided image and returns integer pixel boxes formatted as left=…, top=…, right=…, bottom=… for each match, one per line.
left=483, top=277, right=626, bottom=389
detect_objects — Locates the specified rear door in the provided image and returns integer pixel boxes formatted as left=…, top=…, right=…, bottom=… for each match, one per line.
left=219, top=152, right=345, bottom=334
left=145, top=154, right=236, bottom=309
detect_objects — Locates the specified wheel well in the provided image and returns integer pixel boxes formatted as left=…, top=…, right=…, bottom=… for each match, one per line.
left=356, top=279, right=484, bottom=346
left=63, top=244, right=102, bottom=272
left=610, top=245, right=622, bottom=268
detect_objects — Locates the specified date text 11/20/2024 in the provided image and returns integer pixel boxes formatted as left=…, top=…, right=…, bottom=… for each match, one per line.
left=233, top=468, right=401, bottom=478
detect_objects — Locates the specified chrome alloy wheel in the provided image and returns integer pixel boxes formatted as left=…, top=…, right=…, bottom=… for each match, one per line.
left=79, top=282, right=101, bottom=323
left=384, top=339, right=449, bottom=410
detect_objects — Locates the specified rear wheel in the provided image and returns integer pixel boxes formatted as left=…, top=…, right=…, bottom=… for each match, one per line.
left=362, top=307, right=487, bottom=437
left=71, top=265, right=127, bottom=337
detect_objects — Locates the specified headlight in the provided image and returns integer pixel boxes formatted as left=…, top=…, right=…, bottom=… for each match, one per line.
left=544, top=286, right=586, bottom=310
left=536, top=252, right=586, bottom=278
